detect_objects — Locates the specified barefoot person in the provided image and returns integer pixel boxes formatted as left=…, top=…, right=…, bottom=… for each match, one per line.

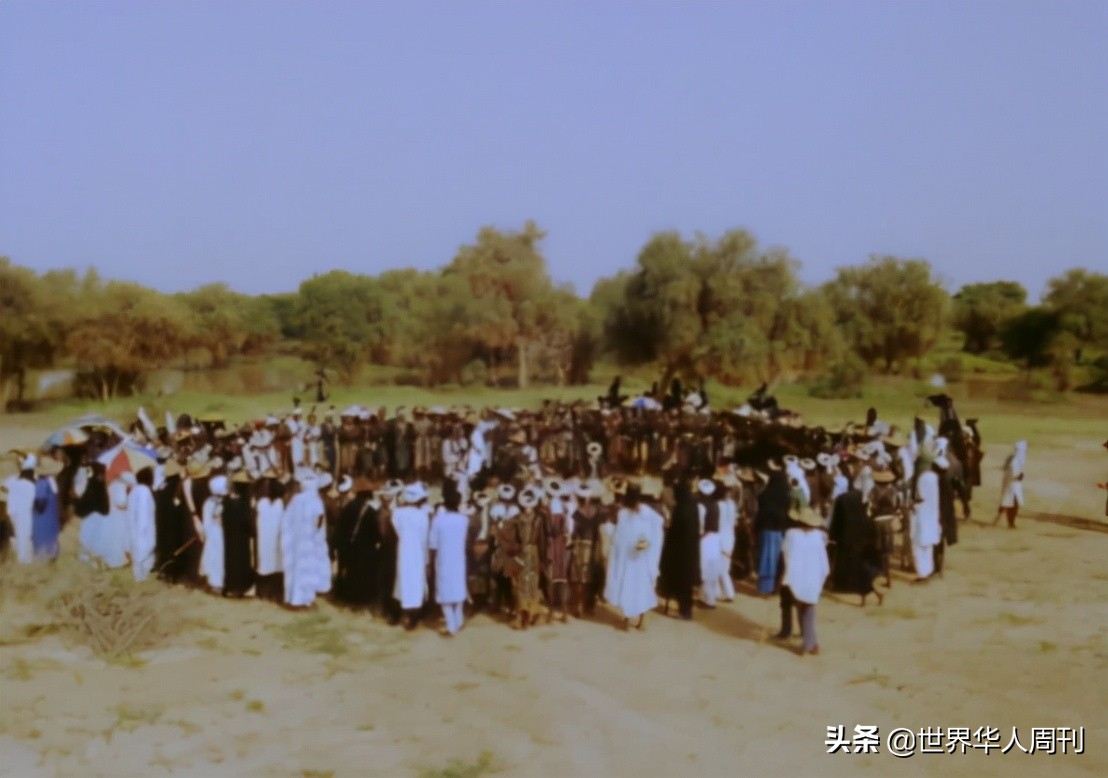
left=604, top=483, right=663, bottom=631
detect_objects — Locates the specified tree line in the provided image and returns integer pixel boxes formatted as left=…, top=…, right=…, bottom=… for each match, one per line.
left=2, top=222, right=1106, bottom=402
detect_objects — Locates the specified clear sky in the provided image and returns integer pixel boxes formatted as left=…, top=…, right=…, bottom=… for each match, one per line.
left=2, top=1, right=1105, bottom=301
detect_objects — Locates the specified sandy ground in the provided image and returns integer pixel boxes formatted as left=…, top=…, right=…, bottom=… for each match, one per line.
left=1, top=428, right=1106, bottom=776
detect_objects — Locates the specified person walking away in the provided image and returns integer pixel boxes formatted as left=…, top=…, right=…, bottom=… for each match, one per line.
left=777, top=503, right=830, bottom=655
left=392, top=482, right=431, bottom=629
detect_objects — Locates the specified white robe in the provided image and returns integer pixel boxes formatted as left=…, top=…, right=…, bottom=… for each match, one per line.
left=604, top=504, right=664, bottom=619
left=912, top=471, right=941, bottom=578
left=782, top=527, right=830, bottom=605
left=999, top=443, right=1027, bottom=509
left=127, top=484, right=156, bottom=581
left=86, top=480, right=131, bottom=569
left=429, top=508, right=468, bottom=604
left=255, top=497, right=284, bottom=575
left=282, top=491, right=329, bottom=606
left=392, top=505, right=430, bottom=609
left=4, top=476, right=35, bottom=564
left=200, top=496, right=225, bottom=590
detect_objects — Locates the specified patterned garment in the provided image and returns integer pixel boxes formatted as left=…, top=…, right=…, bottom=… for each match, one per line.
left=511, top=511, right=543, bottom=612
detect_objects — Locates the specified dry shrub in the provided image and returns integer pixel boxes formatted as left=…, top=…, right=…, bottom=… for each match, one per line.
left=47, top=566, right=182, bottom=662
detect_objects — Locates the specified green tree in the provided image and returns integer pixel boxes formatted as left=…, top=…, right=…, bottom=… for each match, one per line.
left=1001, top=307, right=1061, bottom=374
left=177, top=283, right=279, bottom=368
left=0, top=258, right=74, bottom=405
left=295, top=271, right=391, bottom=382
left=443, top=222, right=568, bottom=388
left=67, top=281, right=191, bottom=400
left=824, top=255, right=949, bottom=372
left=952, top=281, right=1027, bottom=354
left=1044, top=268, right=1108, bottom=362
left=598, top=230, right=839, bottom=386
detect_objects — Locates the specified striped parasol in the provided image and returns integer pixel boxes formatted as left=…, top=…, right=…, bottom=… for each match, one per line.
left=42, top=426, right=90, bottom=450
left=98, top=440, right=157, bottom=482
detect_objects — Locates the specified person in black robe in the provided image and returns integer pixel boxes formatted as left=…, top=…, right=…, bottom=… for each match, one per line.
left=222, top=476, right=255, bottom=597
left=658, top=479, right=700, bottom=619
left=934, top=459, right=958, bottom=576
left=74, top=463, right=110, bottom=519
left=333, top=480, right=379, bottom=608
left=828, top=485, right=883, bottom=606
left=154, top=464, right=186, bottom=582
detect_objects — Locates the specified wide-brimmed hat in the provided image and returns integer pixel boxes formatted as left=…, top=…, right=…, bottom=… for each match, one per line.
left=605, top=476, right=628, bottom=497
left=586, top=441, right=603, bottom=458
left=187, top=460, right=211, bottom=479
left=497, top=484, right=517, bottom=502
left=697, top=478, right=716, bottom=497
left=766, top=459, right=782, bottom=472
left=790, top=504, right=823, bottom=528
left=575, top=481, right=594, bottom=500
left=872, top=469, right=896, bottom=484
left=473, top=490, right=493, bottom=507
left=799, top=458, right=816, bottom=472
left=816, top=452, right=833, bottom=468
left=232, top=470, right=252, bottom=485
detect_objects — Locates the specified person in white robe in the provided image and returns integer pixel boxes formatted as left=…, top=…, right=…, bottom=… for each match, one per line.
left=392, top=482, right=431, bottom=629
left=311, top=474, right=334, bottom=595
left=430, top=482, right=469, bottom=636
left=717, top=485, right=738, bottom=601
left=101, top=475, right=133, bottom=569
left=254, top=476, right=285, bottom=601
left=128, top=468, right=157, bottom=581
left=995, top=440, right=1027, bottom=528
left=604, top=485, right=664, bottom=629
left=697, top=480, right=726, bottom=607
left=200, top=475, right=228, bottom=591
left=281, top=472, right=328, bottom=607
left=911, top=461, right=943, bottom=581
left=780, top=505, right=831, bottom=655
left=4, top=456, right=36, bottom=564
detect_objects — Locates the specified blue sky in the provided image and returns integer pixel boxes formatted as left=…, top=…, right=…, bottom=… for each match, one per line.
left=2, top=1, right=1105, bottom=301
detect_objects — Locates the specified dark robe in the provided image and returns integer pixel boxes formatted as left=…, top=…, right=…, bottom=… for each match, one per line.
left=333, top=494, right=379, bottom=607
left=828, top=489, right=879, bottom=594
left=154, top=475, right=186, bottom=581
left=222, top=486, right=255, bottom=596
left=658, top=486, right=700, bottom=615
left=75, top=475, right=109, bottom=518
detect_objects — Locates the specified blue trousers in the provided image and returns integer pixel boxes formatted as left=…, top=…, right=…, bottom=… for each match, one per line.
left=757, top=531, right=783, bottom=594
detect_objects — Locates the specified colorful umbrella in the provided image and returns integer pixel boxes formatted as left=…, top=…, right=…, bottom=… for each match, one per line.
left=98, top=440, right=157, bottom=482
left=42, top=426, right=90, bottom=450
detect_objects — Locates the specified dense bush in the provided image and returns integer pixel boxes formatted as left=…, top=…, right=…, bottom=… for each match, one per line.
left=807, top=352, right=867, bottom=399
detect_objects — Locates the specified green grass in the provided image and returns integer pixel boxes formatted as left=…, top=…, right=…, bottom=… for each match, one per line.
left=269, top=612, right=348, bottom=657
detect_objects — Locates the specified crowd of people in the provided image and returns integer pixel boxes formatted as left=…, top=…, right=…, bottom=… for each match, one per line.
left=2, top=385, right=1032, bottom=654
